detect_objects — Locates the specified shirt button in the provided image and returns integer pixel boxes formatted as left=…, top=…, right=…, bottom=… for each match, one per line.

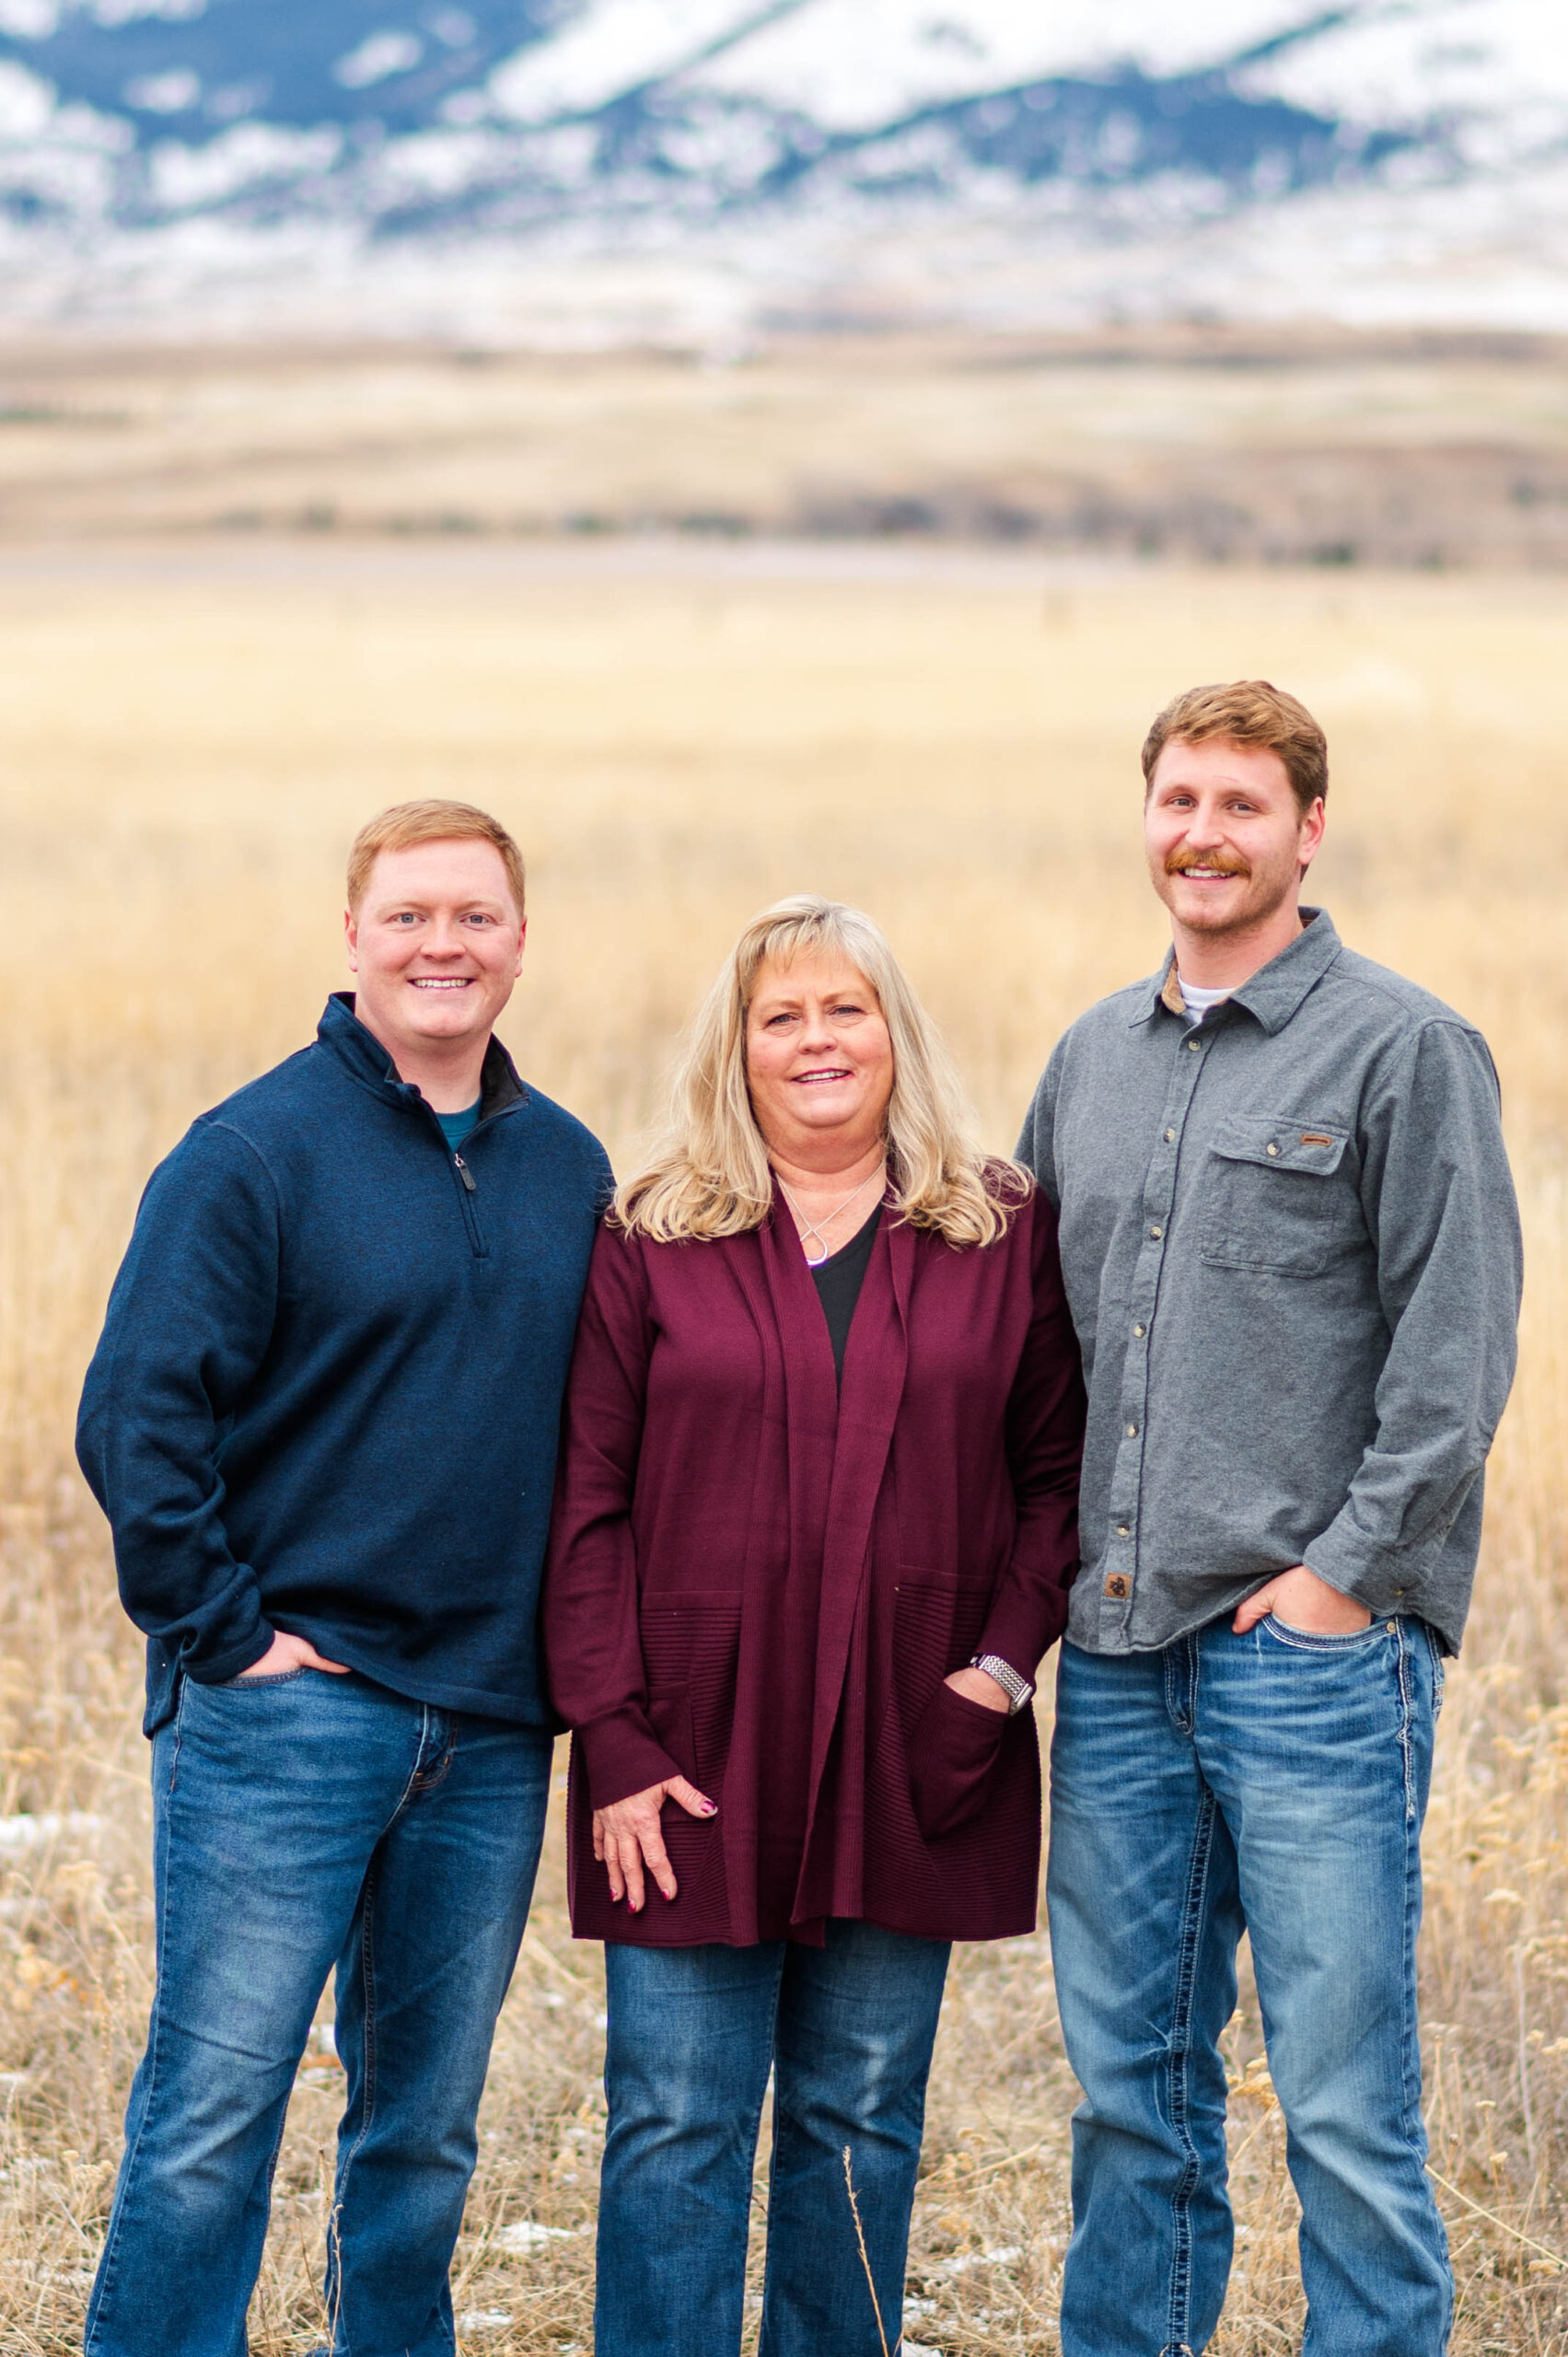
left=1188, top=1039, right=1201, bottom=1051
left=1115, top=1522, right=1132, bottom=1537
left=1132, top=1322, right=1146, bottom=1337
left=1149, top=1225, right=1163, bottom=1239
left=1125, top=1422, right=1138, bottom=1436
left=1266, top=1142, right=1280, bottom=1157
left=1164, top=1128, right=1176, bottom=1143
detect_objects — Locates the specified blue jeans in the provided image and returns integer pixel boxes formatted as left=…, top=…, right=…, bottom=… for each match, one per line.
left=85, top=1668, right=552, bottom=2357
left=1048, top=1617, right=1450, bottom=2357
left=596, top=1920, right=951, bottom=2357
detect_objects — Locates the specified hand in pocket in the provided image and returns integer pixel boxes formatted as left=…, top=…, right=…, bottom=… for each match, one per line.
left=907, top=1678, right=1009, bottom=1842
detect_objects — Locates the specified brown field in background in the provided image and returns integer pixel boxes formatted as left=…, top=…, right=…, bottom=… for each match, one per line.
left=9, top=330, right=1568, bottom=565
left=1, top=540, right=1566, bottom=2353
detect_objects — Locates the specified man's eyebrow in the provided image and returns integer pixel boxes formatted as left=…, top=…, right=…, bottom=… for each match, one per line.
left=373, top=894, right=507, bottom=913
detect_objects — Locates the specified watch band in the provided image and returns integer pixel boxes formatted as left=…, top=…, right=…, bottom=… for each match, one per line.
left=970, top=1654, right=1034, bottom=1715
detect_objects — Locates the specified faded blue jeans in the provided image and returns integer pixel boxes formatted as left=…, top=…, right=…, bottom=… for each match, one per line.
left=85, top=1667, right=552, bottom=2357
left=596, top=1920, right=951, bottom=2357
left=1048, top=1614, right=1450, bottom=2357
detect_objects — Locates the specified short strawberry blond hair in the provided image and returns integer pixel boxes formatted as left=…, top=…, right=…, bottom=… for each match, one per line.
left=346, top=800, right=527, bottom=918
left=1141, top=680, right=1329, bottom=815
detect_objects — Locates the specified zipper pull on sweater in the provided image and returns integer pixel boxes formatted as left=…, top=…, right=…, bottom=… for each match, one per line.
left=454, top=1155, right=477, bottom=1193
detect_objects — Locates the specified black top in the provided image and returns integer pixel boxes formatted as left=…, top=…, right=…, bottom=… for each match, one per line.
left=810, top=1203, right=883, bottom=1388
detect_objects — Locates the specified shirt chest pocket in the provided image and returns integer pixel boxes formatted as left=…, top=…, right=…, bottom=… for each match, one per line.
left=1199, top=1115, right=1362, bottom=1277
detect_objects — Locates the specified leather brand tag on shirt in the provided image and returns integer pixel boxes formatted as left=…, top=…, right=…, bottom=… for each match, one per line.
left=1300, top=1132, right=1332, bottom=1146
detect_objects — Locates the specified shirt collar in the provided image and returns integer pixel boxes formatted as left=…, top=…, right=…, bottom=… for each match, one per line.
left=1130, top=908, right=1342, bottom=1036
left=317, top=992, right=527, bottom=1116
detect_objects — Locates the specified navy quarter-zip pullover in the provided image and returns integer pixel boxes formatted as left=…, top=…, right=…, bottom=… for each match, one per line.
left=78, top=993, right=612, bottom=1734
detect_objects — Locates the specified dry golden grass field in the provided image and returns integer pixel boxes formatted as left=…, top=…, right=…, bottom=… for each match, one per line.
left=9, top=330, right=1568, bottom=563
left=1, top=538, right=1566, bottom=2354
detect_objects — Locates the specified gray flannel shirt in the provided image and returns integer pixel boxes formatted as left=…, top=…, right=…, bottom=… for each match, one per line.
left=1016, top=910, right=1522, bottom=1655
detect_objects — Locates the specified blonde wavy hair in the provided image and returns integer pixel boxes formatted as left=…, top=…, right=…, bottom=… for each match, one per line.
left=615, top=896, right=1028, bottom=1248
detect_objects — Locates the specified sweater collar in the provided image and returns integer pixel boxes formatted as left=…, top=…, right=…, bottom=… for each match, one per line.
left=1131, top=907, right=1342, bottom=1037
left=317, top=992, right=527, bottom=1119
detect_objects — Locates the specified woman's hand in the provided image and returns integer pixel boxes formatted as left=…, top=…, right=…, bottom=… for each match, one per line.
left=943, top=1664, right=1011, bottom=1713
left=593, top=1776, right=717, bottom=1912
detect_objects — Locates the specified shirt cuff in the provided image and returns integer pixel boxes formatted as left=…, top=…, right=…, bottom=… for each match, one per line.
left=575, top=1705, right=686, bottom=1811
left=973, top=1588, right=1070, bottom=1693
left=180, top=1618, right=275, bottom=1687
left=1302, top=1515, right=1456, bottom=1618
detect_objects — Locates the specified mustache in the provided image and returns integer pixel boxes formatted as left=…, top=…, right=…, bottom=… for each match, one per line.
left=1165, top=846, right=1251, bottom=877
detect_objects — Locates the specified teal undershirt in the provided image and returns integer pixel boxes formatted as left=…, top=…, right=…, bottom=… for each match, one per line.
left=434, top=1101, right=482, bottom=1153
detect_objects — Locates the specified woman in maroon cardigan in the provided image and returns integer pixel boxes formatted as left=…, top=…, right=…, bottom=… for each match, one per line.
left=543, top=895, right=1084, bottom=2357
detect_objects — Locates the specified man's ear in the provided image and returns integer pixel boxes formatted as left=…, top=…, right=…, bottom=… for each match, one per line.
left=1297, top=795, right=1327, bottom=874
left=514, top=913, right=528, bottom=976
left=344, top=905, right=359, bottom=970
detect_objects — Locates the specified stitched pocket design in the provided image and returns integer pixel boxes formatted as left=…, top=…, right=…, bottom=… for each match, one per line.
left=1200, top=1114, right=1362, bottom=1276
left=892, top=1577, right=993, bottom=1736
left=1261, top=1611, right=1387, bottom=1653
left=638, top=1589, right=742, bottom=1788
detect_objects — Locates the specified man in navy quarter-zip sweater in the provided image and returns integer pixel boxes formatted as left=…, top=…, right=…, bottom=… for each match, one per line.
left=76, top=801, right=611, bottom=2357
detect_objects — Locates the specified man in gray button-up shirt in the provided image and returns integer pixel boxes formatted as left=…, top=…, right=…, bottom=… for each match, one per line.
left=1018, top=679, right=1521, bottom=2357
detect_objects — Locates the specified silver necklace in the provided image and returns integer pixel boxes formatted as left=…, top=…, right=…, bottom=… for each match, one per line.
left=776, top=1166, right=884, bottom=1267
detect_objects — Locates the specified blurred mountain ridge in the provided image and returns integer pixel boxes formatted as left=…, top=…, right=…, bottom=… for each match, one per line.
left=3, top=1, right=1567, bottom=337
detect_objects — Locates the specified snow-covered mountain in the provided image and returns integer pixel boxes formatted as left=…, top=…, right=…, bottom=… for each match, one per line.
left=3, top=1, right=1568, bottom=338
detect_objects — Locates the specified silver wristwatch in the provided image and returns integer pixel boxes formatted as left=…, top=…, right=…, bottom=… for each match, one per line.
left=970, top=1655, right=1034, bottom=1715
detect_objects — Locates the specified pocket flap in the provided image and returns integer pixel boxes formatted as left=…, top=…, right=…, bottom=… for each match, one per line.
left=1209, top=1115, right=1349, bottom=1177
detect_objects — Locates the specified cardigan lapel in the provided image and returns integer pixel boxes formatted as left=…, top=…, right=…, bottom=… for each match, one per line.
left=714, top=1217, right=808, bottom=1947
left=800, top=1202, right=912, bottom=1841
left=746, top=1185, right=912, bottom=1926
left=755, top=1190, right=842, bottom=1553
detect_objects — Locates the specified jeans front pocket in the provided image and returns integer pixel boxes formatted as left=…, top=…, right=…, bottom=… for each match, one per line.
left=1424, top=1621, right=1447, bottom=1717
left=211, top=1666, right=311, bottom=1689
left=1200, top=1114, right=1363, bottom=1276
left=1260, top=1611, right=1388, bottom=1654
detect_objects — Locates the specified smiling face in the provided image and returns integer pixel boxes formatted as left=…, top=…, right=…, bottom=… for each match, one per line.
left=1144, top=737, right=1326, bottom=954
left=345, top=837, right=525, bottom=1080
left=744, top=952, right=895, bottom=1165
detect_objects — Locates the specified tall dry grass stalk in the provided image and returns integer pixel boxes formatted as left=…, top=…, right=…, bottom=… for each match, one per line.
left=0, top=546, right=1565, bottom=2352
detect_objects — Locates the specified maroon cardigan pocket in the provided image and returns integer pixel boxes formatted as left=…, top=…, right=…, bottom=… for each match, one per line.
left=907, top=1678, right=1009, bottom=1841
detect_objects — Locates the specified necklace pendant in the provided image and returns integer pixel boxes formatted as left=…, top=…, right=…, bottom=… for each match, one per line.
left=775, top=1162, right=884, bottom=1271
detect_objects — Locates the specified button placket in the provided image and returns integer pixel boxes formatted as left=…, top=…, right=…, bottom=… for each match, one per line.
left=1104, top=1021, right=1211, bottom=1631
